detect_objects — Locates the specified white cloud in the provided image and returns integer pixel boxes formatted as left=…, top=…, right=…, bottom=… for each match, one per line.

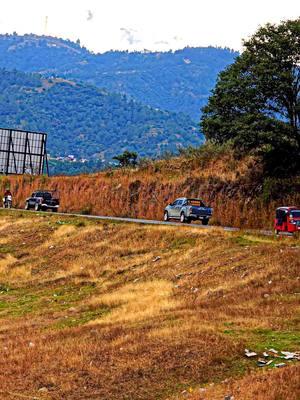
left=120, top=27, right=141, bottom=46
left=0, top=0, right=298, bottom=52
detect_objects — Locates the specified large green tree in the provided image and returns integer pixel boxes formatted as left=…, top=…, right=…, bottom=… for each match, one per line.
left=201, top=19, right=300, bottom=175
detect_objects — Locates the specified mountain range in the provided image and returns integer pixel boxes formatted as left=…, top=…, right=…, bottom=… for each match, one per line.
left=0, top=69, right=199, bottom=158
left=0, top=34, right=238, bottom=173
left=0, top=34, right=238, bottom=119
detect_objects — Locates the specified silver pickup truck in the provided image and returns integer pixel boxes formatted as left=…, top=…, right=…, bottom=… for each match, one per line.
left=164, top=197, right=212, bottom=224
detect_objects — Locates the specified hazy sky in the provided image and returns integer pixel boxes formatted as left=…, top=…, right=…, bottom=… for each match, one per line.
left=0, top=0, right=299, bottom=53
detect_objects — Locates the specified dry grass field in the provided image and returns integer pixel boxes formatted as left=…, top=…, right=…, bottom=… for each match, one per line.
left=0, top=210, right=299, bottom=399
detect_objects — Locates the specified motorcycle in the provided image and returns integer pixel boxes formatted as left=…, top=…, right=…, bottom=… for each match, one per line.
left=3, top=195, right=12, bottom=209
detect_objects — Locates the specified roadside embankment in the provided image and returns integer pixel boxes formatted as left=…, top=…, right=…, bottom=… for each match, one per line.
left=1, top=151, right=299, bottom=228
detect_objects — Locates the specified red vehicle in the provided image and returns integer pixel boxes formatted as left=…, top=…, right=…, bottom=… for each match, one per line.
left=274, top=206, right=300, bottom=234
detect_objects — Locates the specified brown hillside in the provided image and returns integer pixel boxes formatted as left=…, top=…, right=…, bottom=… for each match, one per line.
left=0, top=211, right=299, bottom=399
left=1, top=147, right=299, bottom=228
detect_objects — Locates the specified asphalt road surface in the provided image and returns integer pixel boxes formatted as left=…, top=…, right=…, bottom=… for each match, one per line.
left=5, top=208, right=297, bottom=236
left=3, top=208, right=278, bottom=234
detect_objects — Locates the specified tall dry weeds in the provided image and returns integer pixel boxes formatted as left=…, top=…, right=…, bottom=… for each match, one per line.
left=1, top=151, right=299, bottom=229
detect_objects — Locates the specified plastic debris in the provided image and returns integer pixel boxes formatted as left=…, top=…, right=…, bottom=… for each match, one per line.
left=257, top=359, right=273, bottom=367
left=268, top=348, right=278, bottom=354
left=245, top=349, right=257, bottom=357
left=244, top=347, right=300, bottom=368
left=281, top=351, right=300, bottom=360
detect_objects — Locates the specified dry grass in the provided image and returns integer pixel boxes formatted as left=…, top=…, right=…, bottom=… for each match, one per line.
left=185, top=364, right=300, bottom=400
left=0, top=210, right=299, bottom=400
left=2, top=152, right=299, bottom=229
left=89, top=280, right=179, bottom=325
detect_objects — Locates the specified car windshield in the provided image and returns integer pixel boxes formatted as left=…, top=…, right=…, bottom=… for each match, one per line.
left=290, top=210, right=300, bottom=218
left=36, top=192, right=51, bottom=199
left=187, top=199, right=205, bottom=207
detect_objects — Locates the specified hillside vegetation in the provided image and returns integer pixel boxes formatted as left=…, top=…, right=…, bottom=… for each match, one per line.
left=0, top=34, right=238, bottom=119
left=201, top=19, right=300, bottom=177
left=0, top=69, right=201, bottom=161
left=0, top=211, right=299, bottom=399
left=2, top=146, right=300, bottom=229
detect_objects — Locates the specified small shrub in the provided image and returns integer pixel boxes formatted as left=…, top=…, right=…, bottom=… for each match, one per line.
left=80, top=205, right=93, bottom=215
left=75, top=220, right=86, bottom=228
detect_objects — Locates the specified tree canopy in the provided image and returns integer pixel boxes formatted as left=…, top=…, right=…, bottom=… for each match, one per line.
left=201, top=19, right=300, bottom=175
left=113, top=151, right=138, bottom=167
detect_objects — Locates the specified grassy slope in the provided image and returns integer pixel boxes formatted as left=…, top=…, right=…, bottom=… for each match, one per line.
left=0, top=210, right=299, bottom=399
left=2, top=148, right=300, bottom=229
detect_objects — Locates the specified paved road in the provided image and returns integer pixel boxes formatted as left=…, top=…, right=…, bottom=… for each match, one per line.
left=4, top=208, right=241, bottom=232
left=6, top=208, right=292, bottom=236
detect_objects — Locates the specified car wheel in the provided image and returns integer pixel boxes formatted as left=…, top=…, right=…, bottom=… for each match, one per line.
left=202, top=218, right=209, bottom=225
left=52, top=208, right=57, bottom=212
left=275, top=229, right=279, bottom=235
left=180, top=213, right=186, bottom=223
left=25, top=202, right=30, bottom=210
left=34, top=203, right=40, bottom=211
left=164, top=211, right=169, bottom=221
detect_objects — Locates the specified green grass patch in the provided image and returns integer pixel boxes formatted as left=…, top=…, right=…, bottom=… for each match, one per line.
left=170, top=236, right=197, bottom=250
left=230, top=234, right=276, bottom=247
left=0, top=283, right=97, bottom=318
left=0, top=244, right=15, bottom=254
left=220, top=325, right=300, bottom=352
left=250, top=328, right=300, bottom=351
left=54, top=306, right=110, bottom=329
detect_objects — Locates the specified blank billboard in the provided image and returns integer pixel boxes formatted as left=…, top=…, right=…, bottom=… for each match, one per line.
left=0, top=128, right=47, bottom=175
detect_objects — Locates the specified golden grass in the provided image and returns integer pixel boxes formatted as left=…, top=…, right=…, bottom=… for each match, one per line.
left=186, top=364, right=300, bottom=400
left=89, top=280, right=179, bottom=325
left=0, top=210, right=299, bottom=400
left=2, top=152, right=299, bottom=229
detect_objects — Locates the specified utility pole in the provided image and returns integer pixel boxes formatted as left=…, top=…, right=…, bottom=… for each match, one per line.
left=44, top=16, right=48, bottom=35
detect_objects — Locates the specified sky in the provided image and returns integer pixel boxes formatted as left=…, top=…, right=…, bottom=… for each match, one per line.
left=0, top=0, right=299, bottom=53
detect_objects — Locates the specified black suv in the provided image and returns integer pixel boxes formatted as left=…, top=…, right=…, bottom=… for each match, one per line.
left=25, top=190, right=59, bottom=212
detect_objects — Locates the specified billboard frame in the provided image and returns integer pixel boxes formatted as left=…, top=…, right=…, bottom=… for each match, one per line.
left=0, top=127, right=49, bottom=176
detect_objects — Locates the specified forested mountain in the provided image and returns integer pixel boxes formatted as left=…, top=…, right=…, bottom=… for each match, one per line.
left=0, top=34, right=238, bottom=119
left=0, top=69, right=201, bottom=162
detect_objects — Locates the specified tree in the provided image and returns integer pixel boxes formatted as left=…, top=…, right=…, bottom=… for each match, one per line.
left=201, top=19, right=300, bottom=175
left=113, top=150, right=138, bottom=167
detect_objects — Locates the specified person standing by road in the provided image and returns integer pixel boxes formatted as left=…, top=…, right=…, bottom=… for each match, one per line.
left=3, top=188, right=12, bottom=208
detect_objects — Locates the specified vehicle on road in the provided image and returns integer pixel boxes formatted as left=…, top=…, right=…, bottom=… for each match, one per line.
left=164, top=197, right=212, bottom=224
left=275, top=206, right=300, bottom=234
left=2, top=195, right=12, bottom=209
left=25, top=190, right=59, bottom=212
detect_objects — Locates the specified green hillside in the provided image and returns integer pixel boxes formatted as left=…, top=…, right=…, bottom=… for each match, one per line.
left=0, top=69, right=201, bottom=165
left=0, top=34, right=238, bottom=119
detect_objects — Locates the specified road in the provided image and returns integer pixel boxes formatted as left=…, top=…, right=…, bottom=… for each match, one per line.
left=1, top=207, right=238, bottom=230
left=3, top=208, right=267, bottom=233
left=4, top=208, right=295, bottom=236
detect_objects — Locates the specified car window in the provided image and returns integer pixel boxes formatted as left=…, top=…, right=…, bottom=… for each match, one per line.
left=290, top=210, right=300, bottom=218
left=177, top=200, right=184, bottom=206
left=171, top=200, right=179, bottom=206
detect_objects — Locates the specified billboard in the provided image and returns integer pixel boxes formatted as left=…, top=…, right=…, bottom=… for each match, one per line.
left=0, top=128, right=48, bottom=175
